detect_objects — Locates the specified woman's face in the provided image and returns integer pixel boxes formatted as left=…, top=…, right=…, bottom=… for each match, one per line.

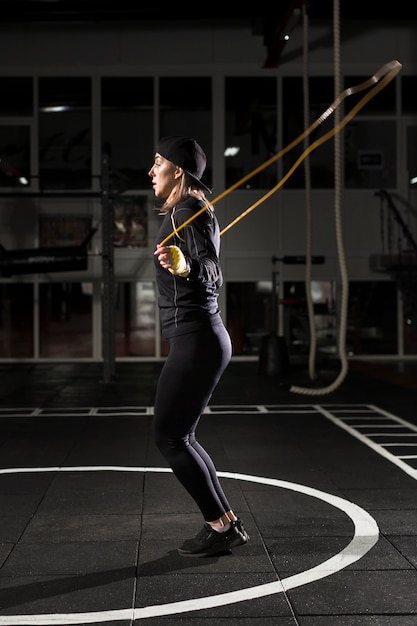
left=148, top=153, right=181, bottom=200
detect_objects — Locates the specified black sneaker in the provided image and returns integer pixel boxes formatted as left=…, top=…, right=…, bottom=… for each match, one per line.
left=232, top=518, right=250, bottom=542
left=178, top=519, right=249, bottom=557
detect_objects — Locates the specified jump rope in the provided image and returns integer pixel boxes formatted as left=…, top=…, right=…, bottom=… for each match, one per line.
left=159, top=59, right=402, bottom=395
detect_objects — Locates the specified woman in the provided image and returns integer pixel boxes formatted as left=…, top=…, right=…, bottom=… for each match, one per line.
left=149, top=135, right=249, bottom=557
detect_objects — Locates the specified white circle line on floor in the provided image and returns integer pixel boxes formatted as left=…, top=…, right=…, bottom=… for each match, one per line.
left=0, top=466, right=379, bottom=624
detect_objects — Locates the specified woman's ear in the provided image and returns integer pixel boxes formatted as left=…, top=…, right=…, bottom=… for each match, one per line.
left=174, top=165, right=183, bottom=181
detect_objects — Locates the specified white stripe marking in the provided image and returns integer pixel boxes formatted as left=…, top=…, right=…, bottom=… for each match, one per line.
left=0, top=466, right=379, bottom=624
left=317, top=405, right=417, bottom=480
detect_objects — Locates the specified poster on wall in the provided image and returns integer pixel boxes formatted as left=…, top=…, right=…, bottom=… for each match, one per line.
left=113, top=195, right=148, bottom=247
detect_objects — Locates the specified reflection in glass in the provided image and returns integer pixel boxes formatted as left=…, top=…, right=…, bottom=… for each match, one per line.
left=0, top=283, right=34, bottom=357
left=0, top=77, right=33, bottom=116
left=402, top=76, right=417, bottom=115
left=159, top=77, right=212, bottom=191
left=226, top=281, right=272, bottom=355
left=225, top=76, right=277, bottom=190
left=227, top=280, right=342, bottom=357
left=345, top=74, right=396, bottom=115
left=402, top=283, right=417, bottom=354
left=113, top=195, right=148, bottom=248
left=282, top=76, right=335, bottom=189
left=406, top=125, right=417, bottom=188
left=344, top=120, right=396, bottom=189
left=39, top=214, right=92, bottom=247
left=347, top=281, right=397, bottom=355
left=101, top=77, right=154, bottom=191
left=115, top=282, right=156, bottom=357
left=39, top=77, right=92, bottom=190
left=0, top=125, right=31, bottom=188
left=282, top=281, right=336, bottom=354
left=39, top=282, right=93, bottom=357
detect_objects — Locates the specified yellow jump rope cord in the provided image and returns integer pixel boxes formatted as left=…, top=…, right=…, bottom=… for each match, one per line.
left=158, top=59, right=401, bottom=246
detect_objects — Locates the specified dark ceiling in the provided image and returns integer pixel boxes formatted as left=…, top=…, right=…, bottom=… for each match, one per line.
left=6, top=1, right=415, bottom=70
left=3, top=1, right=417, bottom=25
left=0, top=1, right=413, bottom=184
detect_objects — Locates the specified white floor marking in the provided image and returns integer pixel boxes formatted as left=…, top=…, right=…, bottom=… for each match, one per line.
left=0, top=466, right=379, bottom=625
left=317, top=405, right=417, bottom=479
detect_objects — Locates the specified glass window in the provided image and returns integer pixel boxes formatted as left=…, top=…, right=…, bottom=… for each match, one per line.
left=406, top=124, right=417, bottom=189
left=401, top=76, right=417, bottom=114
left=344, top=120, right=396, bottom=189
left=281, top=280, right=337, bottom=354
left=113, top=194, right=148, bottom=248
left=227, top=279, right=338, bottom=357
left=101, top=77, right=153, bottom=191
left=347, top=281, right=397, bottom=355
left=39, top=282, right=93, bottom=357
left=402, top=282, right=417, bottom=355
left=344, top=74, right=396, bottom=115
left=39, top=213, right=92, bottom=247
left=0, top=77, right=33, bottom=116
left=282, top=280, right=336, bottom=354
left=225, top=76, right=277, bottom=190
left=0, top=283, right=33, bottom=357
left=226, top=281, right=272, bottom=355
left=159, top=77, right=212, bottom=190
left=0, top=124, right=31, bottom=188
left=115, top=281, right=157, bottom=357
left=282, top=76, right=335, bottom=189
left=38, top=77, right=92, bottom=190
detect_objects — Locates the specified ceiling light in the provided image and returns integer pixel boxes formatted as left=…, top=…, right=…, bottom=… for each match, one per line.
left=224, top=146, right=240, bottom=157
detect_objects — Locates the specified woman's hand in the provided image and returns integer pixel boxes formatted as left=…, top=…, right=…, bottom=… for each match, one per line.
left=155, top=244, right=190, bottom=277
left=154, top=244, right=174, bottom=270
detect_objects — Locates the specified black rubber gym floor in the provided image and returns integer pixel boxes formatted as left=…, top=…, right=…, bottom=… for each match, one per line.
left=0, top=358, right=416, bottom=625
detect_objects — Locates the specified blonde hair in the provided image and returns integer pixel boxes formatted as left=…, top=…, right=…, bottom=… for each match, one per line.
left=158, top=172, right=213, bottom=214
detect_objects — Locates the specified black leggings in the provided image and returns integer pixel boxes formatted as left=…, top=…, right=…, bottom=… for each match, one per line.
left=153, top=320, right=232, bottom=522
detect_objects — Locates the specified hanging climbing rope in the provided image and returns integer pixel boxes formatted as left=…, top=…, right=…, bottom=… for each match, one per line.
left=291, top=0, right=348, bottom=396
left=301, top=1, right=316, bottom=385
